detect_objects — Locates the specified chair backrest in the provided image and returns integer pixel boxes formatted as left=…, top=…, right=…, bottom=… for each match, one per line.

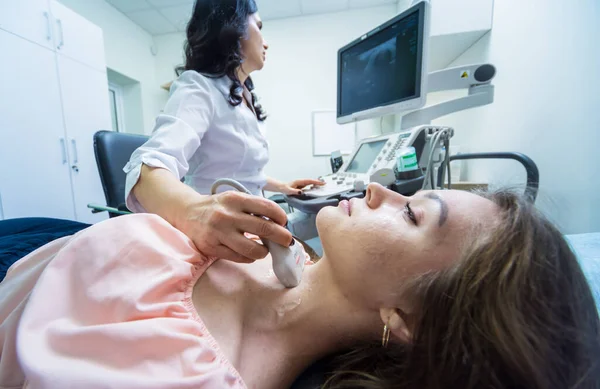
left=93, top=130, right=149, bottom=213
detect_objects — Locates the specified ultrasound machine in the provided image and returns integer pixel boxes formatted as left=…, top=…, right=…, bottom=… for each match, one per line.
left=284, top=0, right=497, bottom=240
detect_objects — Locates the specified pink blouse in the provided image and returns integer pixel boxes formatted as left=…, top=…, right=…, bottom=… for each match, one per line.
left=0, top=214, right=247, bottom=389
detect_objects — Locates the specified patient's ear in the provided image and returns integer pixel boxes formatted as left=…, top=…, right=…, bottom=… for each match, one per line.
left=380, top=307, right=412, bottom=343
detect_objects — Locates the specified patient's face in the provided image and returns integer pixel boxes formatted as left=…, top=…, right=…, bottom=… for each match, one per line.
left=316, top=184, right=498, bottom=308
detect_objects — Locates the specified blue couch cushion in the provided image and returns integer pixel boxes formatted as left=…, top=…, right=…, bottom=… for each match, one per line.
left=566, top=233, right=600, bottom=310
left=0, top=218, right=89, bottom=283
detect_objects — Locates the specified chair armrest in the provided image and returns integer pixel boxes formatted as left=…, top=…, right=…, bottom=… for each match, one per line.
left=87, top=203, right=131, bottom=215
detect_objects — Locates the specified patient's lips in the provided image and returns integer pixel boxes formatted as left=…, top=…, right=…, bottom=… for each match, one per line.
left=339, top=200, right=351, bottom=216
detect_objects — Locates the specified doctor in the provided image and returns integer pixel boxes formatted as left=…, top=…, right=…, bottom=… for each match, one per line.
left=124, top=0, right=322, bottom=264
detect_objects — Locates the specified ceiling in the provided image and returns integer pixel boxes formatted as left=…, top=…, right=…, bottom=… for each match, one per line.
left=105, top=0, right=398, bottom=35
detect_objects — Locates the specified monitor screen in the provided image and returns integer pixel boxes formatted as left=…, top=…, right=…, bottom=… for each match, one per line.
left=345, top=140, right=388, bottom=174
left=337, top=4, right=425, bottom=120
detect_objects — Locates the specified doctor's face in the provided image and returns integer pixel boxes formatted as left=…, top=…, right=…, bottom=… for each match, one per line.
left=241, top=13, right=269, bottom=73
left=316, top=184, right=499, bottom=309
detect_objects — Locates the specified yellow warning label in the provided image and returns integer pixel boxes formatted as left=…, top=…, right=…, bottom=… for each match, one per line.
left=461, top=71, right=470, bottom=79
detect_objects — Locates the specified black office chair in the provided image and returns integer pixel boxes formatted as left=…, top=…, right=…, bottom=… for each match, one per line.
left=87, top=130, right=149, bottom=218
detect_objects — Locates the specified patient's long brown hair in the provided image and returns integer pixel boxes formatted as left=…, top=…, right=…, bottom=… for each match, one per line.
left=320, top=190, right=600, bottom=389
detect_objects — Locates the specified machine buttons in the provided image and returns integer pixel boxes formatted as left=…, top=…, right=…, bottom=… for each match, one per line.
left=353, top=180, right=366, bottom=192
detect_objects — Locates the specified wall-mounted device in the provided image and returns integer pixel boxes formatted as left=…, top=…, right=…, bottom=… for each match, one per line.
left=401, top=62, right=497, bottom=130
left=337, top=1, right=431, bottom=124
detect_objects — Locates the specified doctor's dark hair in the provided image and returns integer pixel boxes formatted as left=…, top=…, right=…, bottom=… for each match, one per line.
left=317, top=190, right=600, bottom=389
left=178, top=0, right=266, bottom=121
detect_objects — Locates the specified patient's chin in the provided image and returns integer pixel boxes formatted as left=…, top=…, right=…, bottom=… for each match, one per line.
left=315, top=207, right=336, bottom=237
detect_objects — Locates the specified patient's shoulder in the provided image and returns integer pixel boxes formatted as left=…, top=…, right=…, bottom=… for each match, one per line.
left=50, top=213, right=207, bottom=294
left=76, top=213, right=195, bottom=253
left=16, top=212, right=246, bottom=388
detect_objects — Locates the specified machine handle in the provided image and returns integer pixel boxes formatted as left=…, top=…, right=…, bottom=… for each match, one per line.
left=43, top=12, right=52, bottom=41
left=56, top=19, right=64, bottom=49
left=70, top=139, right=78, bottom=164
left=445, top=152, right=540, bottom=203
left=59, top=138, right=67, bottom=164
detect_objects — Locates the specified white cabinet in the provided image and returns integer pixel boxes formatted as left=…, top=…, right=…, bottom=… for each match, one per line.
left=0, top=0, right=55, bottom=50
left=397, top=0, right=495, bottom=71
left=50, top=0, right=107, bottom=72
left=0, top=29, right=76, bottom=220
left=57, top=55, right=111, bottom=224
left=429, top=0, right=493, bottom=37
left=0, top=1, right=110, bottom=223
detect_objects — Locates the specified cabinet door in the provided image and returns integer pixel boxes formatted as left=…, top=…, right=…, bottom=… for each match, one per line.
left=0, top=0, right=55, bottom=50
left=430, top=0, right=494, bottom=37
left=57, top=54, right=111, bottom=224
left=50, top=0, right=107, bottom=72
left=0, top=29, right=75, bottom=220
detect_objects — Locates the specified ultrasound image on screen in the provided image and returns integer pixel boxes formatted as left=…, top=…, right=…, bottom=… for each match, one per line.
left=345, top=140, right=388, bottom=174
left=339, top=10, right=420, bottom=117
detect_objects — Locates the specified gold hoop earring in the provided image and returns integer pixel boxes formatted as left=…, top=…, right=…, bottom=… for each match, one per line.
left=382, top=318, right=391, bottom=348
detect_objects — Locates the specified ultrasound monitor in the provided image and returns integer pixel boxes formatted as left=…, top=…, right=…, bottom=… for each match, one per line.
left=345, top=139, right=388, bottom=174
left=337, top=1, right=430, bottom=124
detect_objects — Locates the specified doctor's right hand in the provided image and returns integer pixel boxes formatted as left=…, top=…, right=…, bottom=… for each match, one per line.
left=175, top=191, right=292, bottom=263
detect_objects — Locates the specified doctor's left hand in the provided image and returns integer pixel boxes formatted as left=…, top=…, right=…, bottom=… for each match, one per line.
left=280, top=179, right=325, bottom=195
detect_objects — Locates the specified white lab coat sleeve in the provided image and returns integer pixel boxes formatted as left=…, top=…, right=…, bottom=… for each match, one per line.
left=123, top=72, right=215, bottom=213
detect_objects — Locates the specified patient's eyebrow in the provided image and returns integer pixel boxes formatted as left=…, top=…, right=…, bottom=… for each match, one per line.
left=425, top=192, right=448, bottom=227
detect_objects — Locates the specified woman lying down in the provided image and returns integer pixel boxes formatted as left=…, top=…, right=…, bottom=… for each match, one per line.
left=1, top=183, right=599, bottom=389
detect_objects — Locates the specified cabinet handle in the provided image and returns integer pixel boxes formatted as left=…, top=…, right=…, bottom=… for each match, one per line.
left=59, top=138, right=67, bottom=164
left=71, top=139, right=78, bottom=164
left=43, top=12, right=51, bottom=41
left=56, top=19, right=64, bottom=49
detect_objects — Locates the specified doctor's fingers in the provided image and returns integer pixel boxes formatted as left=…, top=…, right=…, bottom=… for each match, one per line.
left=212, top=243, right=260, bottom=264
left=218, top=234, right=270, bottom=262
left=235, top=213, right=293, bottom=248
left=292, top=179, right=325, bottom=188
left=218, top=191, right=288, bottom=227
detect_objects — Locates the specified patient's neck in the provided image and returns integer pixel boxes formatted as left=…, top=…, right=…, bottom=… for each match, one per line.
left=241, top=255, right=381, bottom=383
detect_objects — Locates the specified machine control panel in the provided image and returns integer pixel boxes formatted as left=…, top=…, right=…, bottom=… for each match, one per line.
left=303, top=126, right=434, bottom=198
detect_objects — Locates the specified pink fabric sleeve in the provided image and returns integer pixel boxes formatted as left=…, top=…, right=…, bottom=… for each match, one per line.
left=15, top=214, right=247, bottom=389
left=0, top=237, right=71, bottom=389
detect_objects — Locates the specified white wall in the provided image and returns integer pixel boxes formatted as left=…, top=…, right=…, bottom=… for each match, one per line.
left=428, top=0, right=600, bottom=234
left=58, top=0, right=161, bottom=134
left=153, top=33, right=186, bottom=109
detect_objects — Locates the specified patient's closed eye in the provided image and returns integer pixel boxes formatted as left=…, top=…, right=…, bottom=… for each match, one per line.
left=405, top=203, right=417, bottom=225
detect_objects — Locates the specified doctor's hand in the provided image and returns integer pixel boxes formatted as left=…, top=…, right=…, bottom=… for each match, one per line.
left=176, top=191, right=292, bottom=264
left=279, top=179, right=325, bottom=196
